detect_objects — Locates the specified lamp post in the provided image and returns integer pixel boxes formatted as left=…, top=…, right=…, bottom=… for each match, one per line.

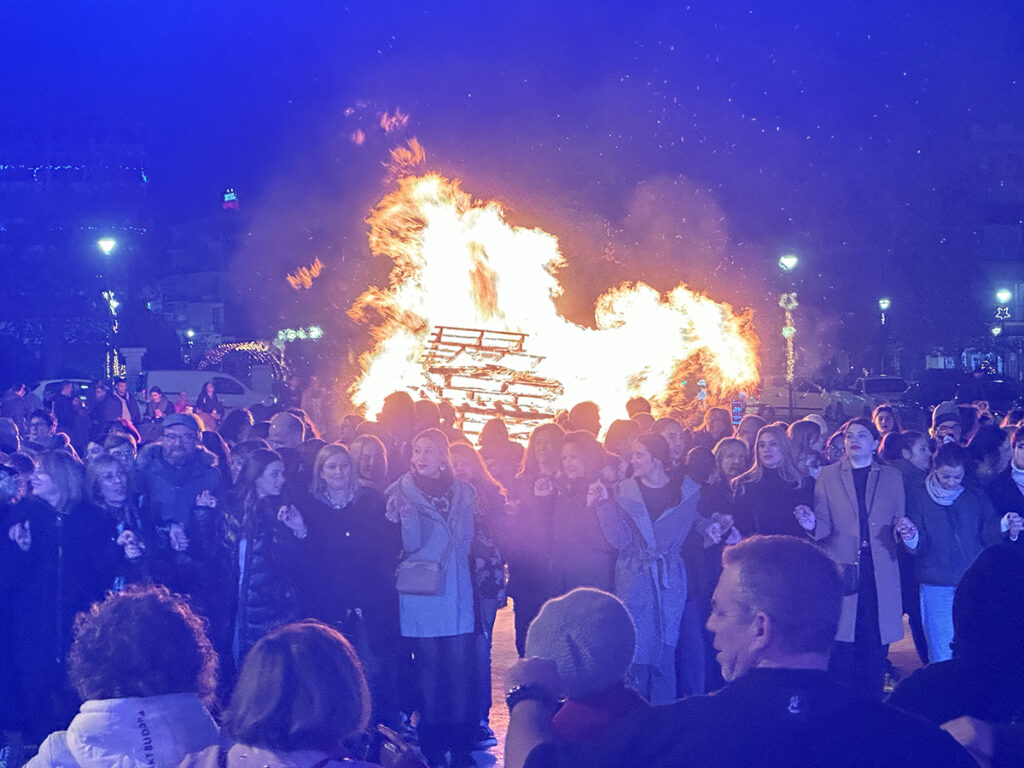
left=877, top=298, right=892, bottom=374
left=778, top=254, right=799, bottom=419
left=97, top=238, right=124, bottom=379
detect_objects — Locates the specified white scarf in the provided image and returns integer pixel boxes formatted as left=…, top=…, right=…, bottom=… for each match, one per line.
left=1012, top=463, right=1024, bottom=493
left=925, top=471, right=964, bottom=507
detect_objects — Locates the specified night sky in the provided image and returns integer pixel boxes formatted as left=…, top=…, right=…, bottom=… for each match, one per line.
left=3, top=1, right=1022, bottom=373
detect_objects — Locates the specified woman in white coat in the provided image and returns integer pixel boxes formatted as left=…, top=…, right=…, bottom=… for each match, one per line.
left=386, top=428, right=476, bottom=767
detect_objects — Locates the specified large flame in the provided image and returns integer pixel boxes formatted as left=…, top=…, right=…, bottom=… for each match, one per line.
left=348, top=169, right=759, bottom=428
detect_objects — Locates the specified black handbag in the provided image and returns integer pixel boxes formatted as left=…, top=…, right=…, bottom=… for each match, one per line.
left=839, top=561, right=860, bottom=596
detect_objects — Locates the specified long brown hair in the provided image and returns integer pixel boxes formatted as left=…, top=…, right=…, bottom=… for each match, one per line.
left=732, top=424, right=805, bottom=495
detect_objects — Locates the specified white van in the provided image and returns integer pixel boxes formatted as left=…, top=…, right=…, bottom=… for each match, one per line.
left=141, top=370, right=275, bottom=409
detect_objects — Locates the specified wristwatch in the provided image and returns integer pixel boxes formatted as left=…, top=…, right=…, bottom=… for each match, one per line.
left=506, top=683, right=558, bottom=711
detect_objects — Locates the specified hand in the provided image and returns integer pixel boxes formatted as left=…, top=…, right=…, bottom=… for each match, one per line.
left=195, top=490, right=217, bottom=508
left=389, top=494, right=415, bottom=522
left=154, top=409, right=164, bottom=419
left=1003, top=512, right=1024, bottom=541
left=724, top=526, right=743, bottom=545
left=277, top=505, right=308, bottom=538
left=506, top=657, right=560, bottom=699
left=895, top=516, right=918, bottom=542
left=706, top=521, right=724, bottom=544
left=533, top=476, right=554, bottom=497
left=793, top=504, right=816, bottom=532
left=941, top=716, right=994, bottom=763
left=8, top=521, right=30, bottom=552
left=117, top=529, right=146, bottom=560
left=713, top=513, right=735, bottom=530
left=586, top=481, right=609, bottom=507
left=169, top=522, right=190, bottom=552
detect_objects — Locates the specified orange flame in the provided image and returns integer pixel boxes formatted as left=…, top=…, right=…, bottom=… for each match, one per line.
left=379, top=108, right=409, bottom=134
left=286, top=257, right=324, bottom=291
left=348, top=170, right=759, bottom=425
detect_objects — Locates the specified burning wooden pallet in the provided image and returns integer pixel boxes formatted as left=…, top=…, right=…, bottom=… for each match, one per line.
left=419, top=325, right=563, bottom=438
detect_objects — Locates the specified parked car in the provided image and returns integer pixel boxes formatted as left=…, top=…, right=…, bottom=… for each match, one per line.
left=32, top=379, right=95, bottom=408
left=754, top=377, right=871, bottom=423
left=849, top=376, right=912, bottom=406
left=140, top=370, right=274, bottom=410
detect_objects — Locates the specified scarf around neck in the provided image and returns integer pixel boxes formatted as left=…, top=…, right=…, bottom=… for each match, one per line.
left=1012, top=463, right=1024, bottom=492
left=926, top=471, right=964, bottom=506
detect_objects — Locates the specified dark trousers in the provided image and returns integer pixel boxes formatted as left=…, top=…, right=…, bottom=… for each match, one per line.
left=675, top=599, right=707, bottom=697
left=829, top=555, right=887, bottom=699
left=476, top=598, right=498, bottom=723
left=412, top=633, right=477, bottom=760
left=513, top=595, right=545, bottom=657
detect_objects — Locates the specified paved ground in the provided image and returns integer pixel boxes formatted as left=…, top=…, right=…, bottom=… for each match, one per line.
left=472, top=606, right=925, bottom=767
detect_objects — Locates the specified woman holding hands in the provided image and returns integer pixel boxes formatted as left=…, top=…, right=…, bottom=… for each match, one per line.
left=795, top=418, right=918, bottom=699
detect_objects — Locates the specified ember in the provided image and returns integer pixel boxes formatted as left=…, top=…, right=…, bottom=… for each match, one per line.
left=348, top=154, right=760, bottom=431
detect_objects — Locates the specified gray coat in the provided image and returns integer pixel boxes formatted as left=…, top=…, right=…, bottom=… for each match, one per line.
left=388, top=473, right=476, bottom=638
left=598, top=476, right=700, bottom=664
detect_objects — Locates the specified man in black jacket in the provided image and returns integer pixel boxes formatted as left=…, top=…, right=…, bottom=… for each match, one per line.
left=507, top=535, right=975, bottom=768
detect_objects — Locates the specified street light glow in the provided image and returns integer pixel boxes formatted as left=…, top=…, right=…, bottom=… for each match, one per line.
left=186, top=329, right=196, bottom=338
left=996, top=288, right=1012, bottom=305
left=778, top=254, right=798, bottom=271
left=878, top=297, right=892, bottom=312
left=96, top=237, right=117, bottom=255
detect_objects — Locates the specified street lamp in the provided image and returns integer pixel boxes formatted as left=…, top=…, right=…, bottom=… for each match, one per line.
left=996, top=288, right=1012, bottom=305
left=778, top=254, right=798, bottom=272
left=97, top=237, right=117, bottom=256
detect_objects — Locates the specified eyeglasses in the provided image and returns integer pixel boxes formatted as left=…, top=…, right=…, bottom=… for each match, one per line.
left=162, top=432, right=197, bottom=444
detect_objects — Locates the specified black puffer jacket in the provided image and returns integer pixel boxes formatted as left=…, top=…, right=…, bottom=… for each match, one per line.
left=228, top=495, right=306, bottom=663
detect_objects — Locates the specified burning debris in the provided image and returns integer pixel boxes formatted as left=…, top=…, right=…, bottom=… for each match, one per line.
left=418, top=325, right=563, bottom=439
left=286, top=257, right=324, bottom=291
left=347, top=155, right=760, bottom=426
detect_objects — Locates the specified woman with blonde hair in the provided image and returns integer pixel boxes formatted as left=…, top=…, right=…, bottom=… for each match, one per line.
left=349, top=434, right=389, bottom=493
left=731, top=424, right=813, bottom=537
left=298, top=443, right=400, bottom=727
left=386, top=429, right=476, bottom=766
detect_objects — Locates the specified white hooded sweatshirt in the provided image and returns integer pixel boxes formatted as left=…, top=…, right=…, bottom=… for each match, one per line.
left=26, top=693, right=219, bottom=768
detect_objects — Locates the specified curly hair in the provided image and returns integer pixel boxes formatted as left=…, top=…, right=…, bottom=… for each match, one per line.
left=69, top=585, right=218, bottom=704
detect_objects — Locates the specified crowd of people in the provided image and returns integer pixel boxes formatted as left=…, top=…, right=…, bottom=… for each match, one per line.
left=2, top=377, right=1024, bottom=767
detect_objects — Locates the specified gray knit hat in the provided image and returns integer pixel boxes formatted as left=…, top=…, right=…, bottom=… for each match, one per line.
left=525, top=588, right=637, bottom=699
left=931, top=400, right=961, bottom=431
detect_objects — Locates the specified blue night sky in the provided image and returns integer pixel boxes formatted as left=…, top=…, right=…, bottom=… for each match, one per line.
left=3, top=1, right=1022, bottom=360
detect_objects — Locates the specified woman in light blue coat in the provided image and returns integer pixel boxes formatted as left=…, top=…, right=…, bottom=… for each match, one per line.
left=386, top=428, right=476, bottom=767
left=597, top=432, right=700, bottom=704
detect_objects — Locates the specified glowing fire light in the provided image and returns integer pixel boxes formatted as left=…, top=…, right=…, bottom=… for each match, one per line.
left=348, top=158, right=760, bottom=426
left=286, top=257, right=324, bottom=291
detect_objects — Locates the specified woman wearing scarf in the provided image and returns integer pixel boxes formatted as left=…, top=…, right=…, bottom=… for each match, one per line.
left=906, top=443, right=1008, bottom=662
left=386, top=428, right=476, bottom=768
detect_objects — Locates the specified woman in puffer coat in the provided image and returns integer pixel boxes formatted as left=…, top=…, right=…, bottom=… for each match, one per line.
left=26, top=586, right=219, bottom=768
left=226, top=448, right=309, bottom=665
left=386, top=428, right=476, bottom=768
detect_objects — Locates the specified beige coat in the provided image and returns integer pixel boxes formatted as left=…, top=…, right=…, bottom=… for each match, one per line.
left=811, top=459, right=906, bottom=645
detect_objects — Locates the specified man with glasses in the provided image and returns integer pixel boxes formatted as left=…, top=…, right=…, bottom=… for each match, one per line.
left=137, top=413, right=223, bottom=624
